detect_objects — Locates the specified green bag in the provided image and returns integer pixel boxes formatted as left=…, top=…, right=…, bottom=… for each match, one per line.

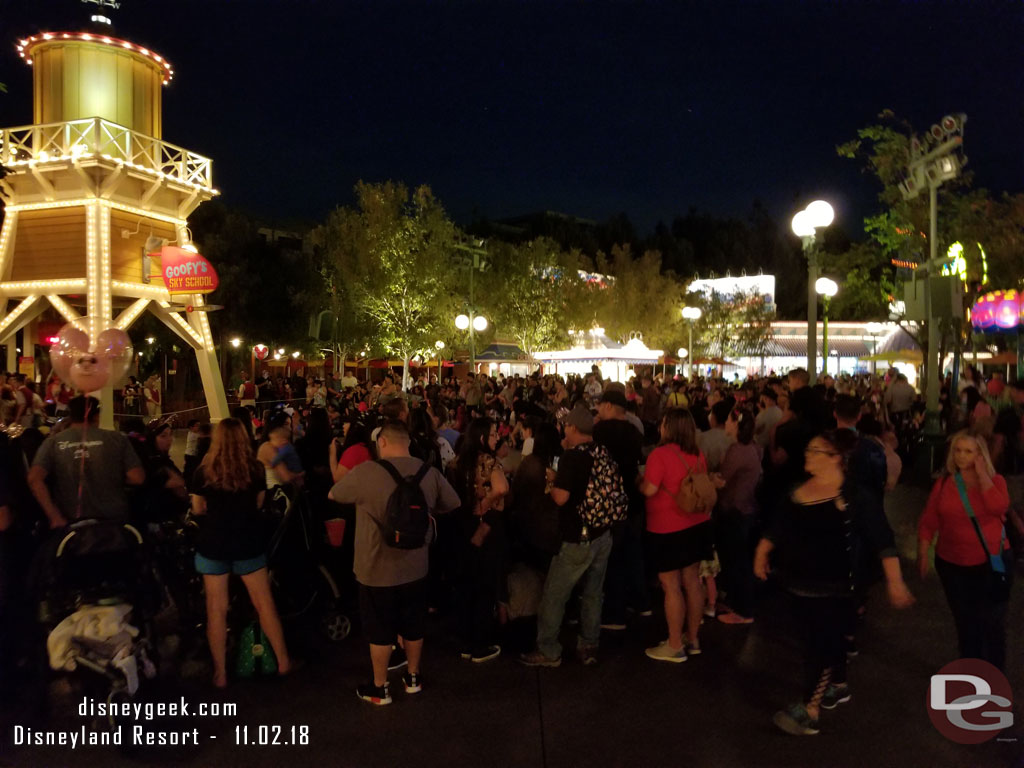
left=236, top=621, right=278, bottom=677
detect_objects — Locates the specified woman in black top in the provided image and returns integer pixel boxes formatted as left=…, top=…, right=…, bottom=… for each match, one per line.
left=136, top=421, right=189, bottom=523
left=510, top=421, right=562, bottom=570
left=754, top=430, right=913, bottom=736
left=451, top=417, right=508, bottom=662
left=191, top=418, right=292, bottom=687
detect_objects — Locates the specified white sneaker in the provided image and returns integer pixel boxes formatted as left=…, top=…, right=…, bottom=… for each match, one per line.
left=645, top=641, right=687, bottom=663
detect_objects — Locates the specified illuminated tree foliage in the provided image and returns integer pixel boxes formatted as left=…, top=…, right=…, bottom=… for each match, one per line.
left=316, top=181, right=458, bottom=390
left=478, top=237, right=586, bottom=360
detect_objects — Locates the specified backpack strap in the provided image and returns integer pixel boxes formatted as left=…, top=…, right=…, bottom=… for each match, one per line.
left=376, top=459, right=405, bottom=485
left=377, top=458, right=431, bottom=485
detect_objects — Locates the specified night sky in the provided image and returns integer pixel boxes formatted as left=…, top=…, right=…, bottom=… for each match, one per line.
left=2, top=0, right=1023, bottom=237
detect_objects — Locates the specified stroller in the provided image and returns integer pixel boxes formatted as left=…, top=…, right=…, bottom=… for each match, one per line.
left=36, top=519, right=158, bottom=711
left=266, top=486, right=351, bottom=642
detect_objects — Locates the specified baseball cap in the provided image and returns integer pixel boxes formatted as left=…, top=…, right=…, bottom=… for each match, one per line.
left=599, top=389, right=629, bottom=409
left=563, top=404, right=594, bottom=435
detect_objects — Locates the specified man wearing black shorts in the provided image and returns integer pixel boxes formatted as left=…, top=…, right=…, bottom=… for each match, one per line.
left=329, top=420, right=460, bottom=705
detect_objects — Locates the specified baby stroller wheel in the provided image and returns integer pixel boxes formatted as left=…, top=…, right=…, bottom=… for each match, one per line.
left=321, top=609, right=351, bottom=642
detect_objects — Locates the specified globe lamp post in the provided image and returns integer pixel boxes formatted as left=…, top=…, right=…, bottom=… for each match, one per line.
left=681, top=306, right=702, bottom=379
left=815, top=277, right=838, bottom=375
left=792, top=200, right=834, bottom=383
left=435, top=340, right=445, bottom=384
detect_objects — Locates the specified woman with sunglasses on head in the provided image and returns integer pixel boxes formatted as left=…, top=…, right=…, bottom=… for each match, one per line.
left=754, top=430, right=913, bottom=736
left=919, top=430, right=1012, bottom=669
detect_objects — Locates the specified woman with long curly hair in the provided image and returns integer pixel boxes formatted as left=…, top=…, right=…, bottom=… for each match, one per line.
left=191, top=418, right=292, bottom=687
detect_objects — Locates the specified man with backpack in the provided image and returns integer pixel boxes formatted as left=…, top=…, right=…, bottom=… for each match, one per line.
left=519, top=404, right=628, bottom=668
left=328, top=420, right=460, bottom=705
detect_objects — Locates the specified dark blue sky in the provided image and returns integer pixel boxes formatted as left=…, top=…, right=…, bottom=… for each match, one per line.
left=3, top=0, right=1023, bottom=235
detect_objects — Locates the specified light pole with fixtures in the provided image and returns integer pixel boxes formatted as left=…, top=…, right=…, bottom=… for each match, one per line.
left=435, top=340, right=445, bottom=384
left=815, top=277, right=838, bottom=376
left=681, top=306, right=701, bottom=379
left=676, top=347, right=688, bottom=378
left=792, top=200, right=834, bottom=383
left=899, top=113, right=967, bottom=437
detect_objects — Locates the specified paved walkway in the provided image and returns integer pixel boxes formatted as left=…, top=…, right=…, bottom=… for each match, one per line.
left=2, top=485, right=1022, bottom=768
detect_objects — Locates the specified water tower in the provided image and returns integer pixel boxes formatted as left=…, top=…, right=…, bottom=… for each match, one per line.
left=0, top=1, right=228, bottom=423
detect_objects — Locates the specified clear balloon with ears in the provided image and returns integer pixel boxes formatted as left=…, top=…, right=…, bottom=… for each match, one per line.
left=48, top=321, right=135, bottom=392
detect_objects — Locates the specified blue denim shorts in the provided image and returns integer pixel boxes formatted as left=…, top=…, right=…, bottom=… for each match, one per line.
left=194, top=552, right=267, bottom=576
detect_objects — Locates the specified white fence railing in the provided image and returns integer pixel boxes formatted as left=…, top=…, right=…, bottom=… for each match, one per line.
left=0, top=117, right=213, bottom=189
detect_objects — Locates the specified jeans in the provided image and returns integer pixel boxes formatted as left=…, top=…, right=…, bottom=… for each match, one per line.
left=602, top=513, right=650, bottom=623
left=935, top=554, right=1013, bottom=670
left=713, top=511, right=757, bottom=618
left=536, top=531, right=613, bottom=660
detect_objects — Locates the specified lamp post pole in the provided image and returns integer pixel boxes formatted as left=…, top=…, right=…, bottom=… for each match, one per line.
left=899, top=114, right=966, bottom=437
left=682, top=306, right=702, bottom=380
left=688, top=321, right=694, bottom=379
left=821, top=294, right=830, bottom=376
left=815, top=277, right=838, bottom=377
left=806, top=240, right=818, bottom=381
left=793, top=201, right=834, bottom=385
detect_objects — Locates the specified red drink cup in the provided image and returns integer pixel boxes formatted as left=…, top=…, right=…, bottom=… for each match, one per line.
left=325, top=518, right=346, bottom=547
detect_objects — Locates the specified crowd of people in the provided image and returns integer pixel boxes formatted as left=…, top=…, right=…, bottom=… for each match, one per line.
left=0, top=362, right=1021, bottom=737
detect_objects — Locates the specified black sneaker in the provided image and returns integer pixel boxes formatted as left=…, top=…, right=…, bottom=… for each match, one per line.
left=388, top=647, right=408, bottom=671
left=356, top=682, right=392, bottom=706
left=820, top=684, right=851, bottom=710
left=470, top=645, right=501, bottom=663
left=402, top=672, right=422, bottom=694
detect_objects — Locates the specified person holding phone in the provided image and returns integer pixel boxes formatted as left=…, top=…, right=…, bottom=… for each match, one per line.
left=919, top=430, right=1012, bottom=669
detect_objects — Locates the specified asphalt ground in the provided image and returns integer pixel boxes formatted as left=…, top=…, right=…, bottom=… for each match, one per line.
left=2, top=485, right=1022, bottom=768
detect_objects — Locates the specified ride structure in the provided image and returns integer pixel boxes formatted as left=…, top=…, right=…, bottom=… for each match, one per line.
left=0, top=5, right=228, bottom=424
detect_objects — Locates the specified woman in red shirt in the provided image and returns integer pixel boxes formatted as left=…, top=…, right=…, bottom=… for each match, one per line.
left=640, top=408, right=713, bottom=663
left=918, top=430, right=1012, bottom=669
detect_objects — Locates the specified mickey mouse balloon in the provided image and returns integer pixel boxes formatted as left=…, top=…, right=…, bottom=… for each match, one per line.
left=48, top=321, right=135, bottom=392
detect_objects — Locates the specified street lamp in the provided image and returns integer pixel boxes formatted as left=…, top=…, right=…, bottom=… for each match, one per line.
left=456, top=312, right=488, bottom=372
left=815, top=277, right=838, bottom=375
left=866, top=321, right=884, bottom=375
left=681, top=306, right=702, bottom=379
left=792, top=200, right=834, bottom=383
left=435, top=340, right=445, bottom=383
left=676, top=347, right=688, bottom=378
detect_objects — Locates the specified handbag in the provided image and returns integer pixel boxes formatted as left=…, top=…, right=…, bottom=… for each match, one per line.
left=953, top=472, right=1011, bottom=601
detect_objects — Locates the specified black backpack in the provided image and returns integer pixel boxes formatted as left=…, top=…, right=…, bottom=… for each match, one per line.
left=376, top=460, right=432, bottom=549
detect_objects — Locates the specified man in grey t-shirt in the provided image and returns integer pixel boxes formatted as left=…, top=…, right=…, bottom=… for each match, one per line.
left=28, top=396, right=144, bottom=528
left=329, top=419, right=459, bottom=705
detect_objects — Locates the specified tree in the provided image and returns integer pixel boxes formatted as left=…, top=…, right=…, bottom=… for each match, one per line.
left=593, top=244, right=684, bottom=350
left=478, top=237, right=584, bottom=360
left=315, top=181, right=458, bottom=390
left=837, top=110, right=1024, bottom=383
left=190, top=202, right=324, bottom=357
left=689, top=288, right=774, bottom=362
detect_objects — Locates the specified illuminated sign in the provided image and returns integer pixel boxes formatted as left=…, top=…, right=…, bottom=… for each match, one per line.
left=688, top=275, right=776, bottom=310
left=157, top=246, right=219, bottom=295
left=941, top=241, right=988, bottom=285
